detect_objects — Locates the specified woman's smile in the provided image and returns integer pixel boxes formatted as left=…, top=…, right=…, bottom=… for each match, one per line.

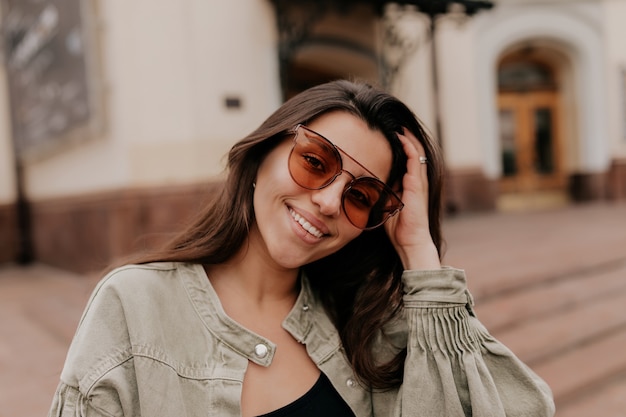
left=288, top=207, right=325, bottom=239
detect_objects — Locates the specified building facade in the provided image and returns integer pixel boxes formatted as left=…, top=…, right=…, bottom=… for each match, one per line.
left=1, top=0, right=625, bottom=271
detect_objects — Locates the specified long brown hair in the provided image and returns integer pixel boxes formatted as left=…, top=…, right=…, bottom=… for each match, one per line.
left=129, top=80, right=444, bottom=389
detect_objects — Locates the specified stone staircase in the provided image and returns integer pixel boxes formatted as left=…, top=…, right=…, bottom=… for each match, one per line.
left=443, top=202, right=626, bottom=416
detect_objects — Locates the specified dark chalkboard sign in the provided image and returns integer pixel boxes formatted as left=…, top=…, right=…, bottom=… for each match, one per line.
left=2, top=0, right=101, bottom=158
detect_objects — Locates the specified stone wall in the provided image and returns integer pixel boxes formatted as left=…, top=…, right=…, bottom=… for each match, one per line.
left=27, top=183, right=218, bottom=273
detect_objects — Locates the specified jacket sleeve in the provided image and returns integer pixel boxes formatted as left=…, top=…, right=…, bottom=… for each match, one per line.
left=396, top=267, right=555, bottom=417
left=48, top=382, right=116, bottom=417
left=47, top=272, right=139, bottom=417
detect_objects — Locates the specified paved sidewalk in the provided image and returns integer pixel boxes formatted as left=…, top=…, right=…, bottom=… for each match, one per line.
left=0, top=265, right=101, bottom=417
left=1, top=201, right=625, bottom=416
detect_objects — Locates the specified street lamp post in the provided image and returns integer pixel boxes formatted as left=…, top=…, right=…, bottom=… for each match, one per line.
left=415, top=1, right=494, bottom=151
left=13, top=153, right=34, bottom=265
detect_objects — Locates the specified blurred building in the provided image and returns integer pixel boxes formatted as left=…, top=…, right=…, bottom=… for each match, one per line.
left=1, top=0, right=625, bottom=272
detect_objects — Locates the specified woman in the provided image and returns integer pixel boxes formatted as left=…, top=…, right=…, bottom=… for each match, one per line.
left=49, top=80, right=554, bottom=416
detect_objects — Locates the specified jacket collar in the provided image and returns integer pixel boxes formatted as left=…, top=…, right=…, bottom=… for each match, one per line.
left=180, top=263, right=342, bottom=367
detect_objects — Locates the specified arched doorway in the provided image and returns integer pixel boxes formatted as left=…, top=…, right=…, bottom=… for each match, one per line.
left=285, top=41, right=380, bottom=100
left=496, top=48, right=568, bottom=209
left=273, top=3, right=382, bottom=100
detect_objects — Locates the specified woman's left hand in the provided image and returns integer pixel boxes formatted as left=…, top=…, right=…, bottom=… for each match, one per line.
left=384, top=128, right=441, bottom=270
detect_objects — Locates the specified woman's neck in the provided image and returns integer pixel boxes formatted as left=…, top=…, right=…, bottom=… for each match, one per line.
left=205, top=238, right=300, bottom=313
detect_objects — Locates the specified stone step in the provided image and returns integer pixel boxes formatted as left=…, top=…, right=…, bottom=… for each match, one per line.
left=442, top=204, right=626, bottom=301
left=556, top=375, right=626, bottom=417
left=475, top=261, right=626, bottom=332
left=532, top=328, right=626, bottom=408
left=490, top=289, right=626, bottom=365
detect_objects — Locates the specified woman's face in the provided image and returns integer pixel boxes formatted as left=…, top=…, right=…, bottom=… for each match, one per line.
left=250, top=111, right=393, bottom=270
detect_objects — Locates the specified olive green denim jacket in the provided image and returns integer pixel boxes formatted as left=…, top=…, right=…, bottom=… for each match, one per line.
left=48, top=262, right=555, bottom=417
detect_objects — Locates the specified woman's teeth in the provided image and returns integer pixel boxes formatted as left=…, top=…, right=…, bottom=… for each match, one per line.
left=289, top=209, right=324, bottom=238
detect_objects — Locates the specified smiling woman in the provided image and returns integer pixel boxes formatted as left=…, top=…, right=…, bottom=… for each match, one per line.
left=48, top=80, right=555, bottom=417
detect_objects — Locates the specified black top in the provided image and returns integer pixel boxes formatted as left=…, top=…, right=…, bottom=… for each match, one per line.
left=256, top=373, right=356, bottom=417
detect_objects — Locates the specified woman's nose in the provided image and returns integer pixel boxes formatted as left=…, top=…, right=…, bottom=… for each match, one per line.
left=310, top=176, right=347, bottom=218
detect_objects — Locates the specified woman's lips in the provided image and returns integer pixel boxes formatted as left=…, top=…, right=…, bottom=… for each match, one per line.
left=288, top=208, right=325, bottom=238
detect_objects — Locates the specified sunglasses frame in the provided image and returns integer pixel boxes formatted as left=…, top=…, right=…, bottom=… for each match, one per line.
left=289, top=124, right=404, bottom=230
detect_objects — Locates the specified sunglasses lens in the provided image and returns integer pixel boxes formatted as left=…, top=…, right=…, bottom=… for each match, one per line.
left=289, top=129, right=341, bottom=189
left=343, top=178, right=400, bottom=229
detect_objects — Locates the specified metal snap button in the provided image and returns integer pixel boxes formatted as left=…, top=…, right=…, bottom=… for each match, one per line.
left=346, top=378, right=356, bottom=388
left=254, top=343, right=268, bottom=358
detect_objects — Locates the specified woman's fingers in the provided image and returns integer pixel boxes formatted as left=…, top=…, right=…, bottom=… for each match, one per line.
left=396, top=130, right=428, bottom=193
left=385, top=129, right=440, bottom=270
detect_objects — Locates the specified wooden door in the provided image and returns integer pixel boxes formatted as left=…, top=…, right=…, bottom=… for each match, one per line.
left=498, top=91, right=565, bottom=193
